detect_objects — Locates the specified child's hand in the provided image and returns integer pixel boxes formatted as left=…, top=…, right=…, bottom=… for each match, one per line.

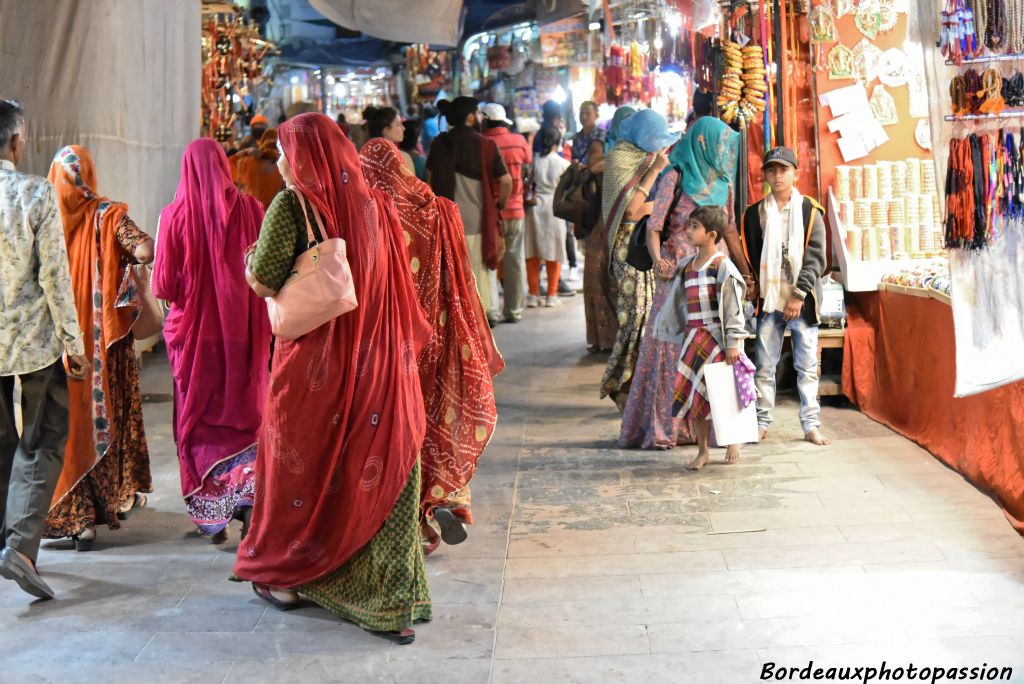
left=725, top=348, right=740, bottom=365
left=654, top=257, right=675, bottom=280
left=783, top=296, right=803, bottom=321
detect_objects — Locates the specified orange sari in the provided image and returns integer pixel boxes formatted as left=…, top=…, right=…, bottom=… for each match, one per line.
left=46, top=146, right=142, bottom=508
left=360, top=138, right=503, bottom=524
left=233, top=129, right=284, bottom=209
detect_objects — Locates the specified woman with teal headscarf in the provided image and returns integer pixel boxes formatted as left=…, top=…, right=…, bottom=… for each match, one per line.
left=598, top=108, right=677, bottom=410
left=605, top=106, right=636, bottom=150
left=618, top=115, right=742, bottom=450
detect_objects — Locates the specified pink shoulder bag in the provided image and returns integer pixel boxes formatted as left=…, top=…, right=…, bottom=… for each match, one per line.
left=266, top=188, right=358, bottom=340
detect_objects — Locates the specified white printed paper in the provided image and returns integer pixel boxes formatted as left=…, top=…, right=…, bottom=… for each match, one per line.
left=705, top=363, right=759, bottom=446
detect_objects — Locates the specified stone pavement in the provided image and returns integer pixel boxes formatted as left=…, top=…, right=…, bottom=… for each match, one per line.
left=3, top=296, right=1024, bottom=684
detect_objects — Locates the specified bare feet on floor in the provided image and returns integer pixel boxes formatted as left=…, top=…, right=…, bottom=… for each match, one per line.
left=686, top=450, right=710, bottom=471
left=725, top=445, right=741, bottom=464
left=804, top=429, right=831, bottom=446
left=758, top=427, right=768, bottom=441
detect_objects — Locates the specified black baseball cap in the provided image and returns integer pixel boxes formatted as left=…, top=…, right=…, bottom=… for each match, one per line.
left=762, top=146, right=797, bottom=170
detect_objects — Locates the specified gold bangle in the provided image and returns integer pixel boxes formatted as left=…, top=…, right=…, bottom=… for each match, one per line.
left=635, top=185, right=649, bottom=197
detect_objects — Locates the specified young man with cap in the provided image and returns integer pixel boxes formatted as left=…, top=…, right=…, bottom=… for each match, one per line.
left=738, top=146, right=831, bottom=446
left=482, top=103, right=532, bottom=323
left=427, top=96, right=513, bottom=326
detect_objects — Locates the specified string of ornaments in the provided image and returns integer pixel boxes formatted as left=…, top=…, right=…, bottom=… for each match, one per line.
left=942, top=0, right=1024, bottom=63
left=944, top=129, right=1024, bottom=249
left=718, top=40, right=767, bottom=127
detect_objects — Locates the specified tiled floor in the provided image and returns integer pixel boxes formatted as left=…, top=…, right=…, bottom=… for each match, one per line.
left=3, top=296, right=1023, bottom=683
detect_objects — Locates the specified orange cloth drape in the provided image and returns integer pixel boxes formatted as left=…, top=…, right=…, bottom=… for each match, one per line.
left=233, top=129, right=284, bottom=209
left=843, top=292, right=1024, bottom=533
left=46, top=145, right=138, bottom=507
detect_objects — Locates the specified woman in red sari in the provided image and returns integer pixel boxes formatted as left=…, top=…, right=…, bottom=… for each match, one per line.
left=359, top=137, right=502, bottom=554
left=234, top=113, right=431, bottom=645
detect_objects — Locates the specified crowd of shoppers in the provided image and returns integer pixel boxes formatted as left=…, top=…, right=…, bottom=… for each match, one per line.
left=0, top=93, right=831, bottom=644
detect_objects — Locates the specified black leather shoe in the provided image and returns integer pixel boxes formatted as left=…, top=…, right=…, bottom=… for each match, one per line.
left=0, top=547, right=54, bottom=600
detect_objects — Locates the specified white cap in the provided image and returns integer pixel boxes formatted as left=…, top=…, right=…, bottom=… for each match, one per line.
left=480, top=103, right=512, bottom=125
left=515, top=117, right=540, bottom=133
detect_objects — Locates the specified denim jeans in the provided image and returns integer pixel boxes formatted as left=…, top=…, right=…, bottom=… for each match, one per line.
left=754, top=311, right=821, bottom=434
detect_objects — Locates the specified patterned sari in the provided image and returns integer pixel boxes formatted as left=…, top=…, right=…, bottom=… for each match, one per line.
left=599, top=141, right=658, bottom=405
left=233, top=114, right=432, bottom=633
left=359, top=138, right=502, bottom=525
left=43, top=146, right=152, bottom=537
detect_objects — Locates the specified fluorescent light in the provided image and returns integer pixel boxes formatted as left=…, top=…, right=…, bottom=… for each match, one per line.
left=589, top=21, right=601, bottom=31
left=551, top=84, right=567, bottom=104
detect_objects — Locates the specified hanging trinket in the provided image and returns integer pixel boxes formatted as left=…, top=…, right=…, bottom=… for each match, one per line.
left=870, top=85, right=899, bottom=124
left=828, top=44, right=855, bottom=80
left=915, top=120, right=932, bottom=150
left=855, top=0, right=883, bottom=39
left=877, top=47, right=909, bottom=86
left=851, top=39, right=883, bottom=82
left=877, top=0, right=899, bottom=31
left=810, top=2, right=838, bottom=41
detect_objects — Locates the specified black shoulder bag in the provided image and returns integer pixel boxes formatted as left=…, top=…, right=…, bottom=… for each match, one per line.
left=625, top=183, right=684, bottom=272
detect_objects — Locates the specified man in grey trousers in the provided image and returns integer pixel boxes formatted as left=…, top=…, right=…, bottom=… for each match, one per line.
left=0, top=99, right=88, bottom=600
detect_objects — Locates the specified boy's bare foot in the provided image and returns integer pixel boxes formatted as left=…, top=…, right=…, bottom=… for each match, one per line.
left=725, top=445, right=741, bottom=464
left=686, top=450, right=710, bottom=471
left=758, top=427, right=768, bottom=441
left=804, top=429, right=831, bottom=446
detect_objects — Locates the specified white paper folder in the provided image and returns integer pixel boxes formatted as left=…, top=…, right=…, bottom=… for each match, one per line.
left=704, top=362, right=759, bottom=446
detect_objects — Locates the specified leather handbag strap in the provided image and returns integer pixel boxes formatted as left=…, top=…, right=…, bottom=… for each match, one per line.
left=289, top=187, right=327, bottom=248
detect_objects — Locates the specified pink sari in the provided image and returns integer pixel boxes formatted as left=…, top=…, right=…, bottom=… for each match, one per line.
left=153, top=139, right=270, bottom=533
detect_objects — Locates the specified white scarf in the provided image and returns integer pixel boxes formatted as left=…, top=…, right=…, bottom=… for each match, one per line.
left=760, top=189, right=804, bottom=314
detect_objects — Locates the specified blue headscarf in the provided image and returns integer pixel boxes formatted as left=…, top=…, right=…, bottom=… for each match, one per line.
left=605, top=106, right=636, bottom=150
left=668, top=116, right=739, bottom=207
left=618, top=108, right=679, bottom=153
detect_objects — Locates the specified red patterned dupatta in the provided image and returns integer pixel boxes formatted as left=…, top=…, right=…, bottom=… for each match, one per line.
left=234, top=115, right=430, bottom=588
left=360, top=138, right=503, bottom=523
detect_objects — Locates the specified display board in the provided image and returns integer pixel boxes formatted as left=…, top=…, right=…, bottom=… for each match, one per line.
left=0, top=0, right=201, bottom=236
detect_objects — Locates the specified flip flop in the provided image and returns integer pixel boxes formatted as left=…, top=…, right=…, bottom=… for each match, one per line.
left=117, top=493, right=148, bottom=520
left=252, top=583, right=301, bottom=611
left=369, top=628, right=415, bottom=645
left=432, top=507, right=468, bottom=546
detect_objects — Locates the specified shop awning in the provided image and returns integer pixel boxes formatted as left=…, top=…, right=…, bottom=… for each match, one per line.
left=308, top=0, right=544, bottom=47
left=309, top=0, right=465, bottom=47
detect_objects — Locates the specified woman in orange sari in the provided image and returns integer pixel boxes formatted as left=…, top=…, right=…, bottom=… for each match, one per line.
left=233, top=129, right=284, bottom=209
left=43, top=146, right=153, bottom=551
left=359, top=137, right=502, bottom=553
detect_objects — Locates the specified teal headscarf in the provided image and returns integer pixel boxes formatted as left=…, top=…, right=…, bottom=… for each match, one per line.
left=618, top=108, right=679, bottom=154
left=605, top=106, right=636, bottom=150
left=668, top=116, right=739, bottom=207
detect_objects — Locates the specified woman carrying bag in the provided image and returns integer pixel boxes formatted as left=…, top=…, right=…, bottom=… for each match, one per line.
left=237, top=113, right=432, bottom=646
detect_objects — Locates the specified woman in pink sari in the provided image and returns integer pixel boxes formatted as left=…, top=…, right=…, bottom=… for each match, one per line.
left=359, top=137, right=502, bottom=554
left=152, top=139, right=271, bottom=541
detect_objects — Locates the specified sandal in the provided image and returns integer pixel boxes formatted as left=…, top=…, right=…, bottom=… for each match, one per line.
left=209, top=528, right=228, bottom=545
left=432, top=507, right=468, bottom=546
left=72, top=526, right=96, bottom=552
left=369, top=628, right=415, bottom=645
left=252, top=583, right=301, bottom=611
left=420, top=520, right=441, bottom=556
left=117, top=493, right=147, bottom=520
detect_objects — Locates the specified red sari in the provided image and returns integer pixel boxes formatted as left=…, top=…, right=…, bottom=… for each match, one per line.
left=233, top=114, right=430, bottom=589
left=360, top=138, right=502, bottom=524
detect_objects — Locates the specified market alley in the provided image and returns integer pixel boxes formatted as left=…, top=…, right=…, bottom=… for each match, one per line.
left=4, top=296, right=1023, bottom=684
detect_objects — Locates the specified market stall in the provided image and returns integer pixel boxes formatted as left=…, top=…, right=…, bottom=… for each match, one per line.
left=837, top=0, right=1024, bottom=532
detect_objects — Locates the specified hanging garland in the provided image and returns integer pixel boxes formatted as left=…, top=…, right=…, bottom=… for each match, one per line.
left=718, top=39, right=768, bottom=127
left=945, top=129, right=1024, bottom=249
